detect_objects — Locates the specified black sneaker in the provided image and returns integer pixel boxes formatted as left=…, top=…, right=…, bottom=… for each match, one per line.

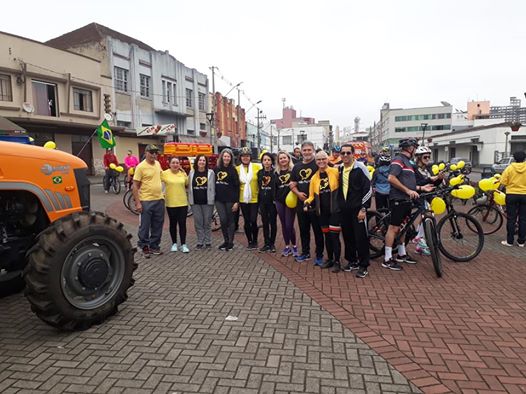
left=196, top=244, right=204, bottom=250
left=320, top=260, right=334, bottom=269
left=218, top=242, right=227, bottom=251
left=249, top=243, right=259, bottom=250
left=382, top=259, right=403, bottom=271
left=356, top=268, right=369, bottom=278
left=395, top=254, right=417, bottom=264
left=205, top=244, right=212, bottom=249
left=150, top=248, right=162, bottom=255
left=269, top=245, right=276, bottom=253
left=343, top=262, right=359, bottom=272
left=259, top=245, right=270, bottom=253
left=226, top=243, right=234, bottom=251
left=142, top=246, right=150, bottom=259
left=330, top=263, right=341, bottom=273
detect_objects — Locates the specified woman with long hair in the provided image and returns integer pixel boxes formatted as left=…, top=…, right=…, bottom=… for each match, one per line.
left=214, top=149, right=240, bottom=251
left=188, top=154, right=216, bottom=249
left=258, top=152, right=277, bottom=252
left=275, top=151, right=298, bottom=257
left=162, top=157, right=189, bottom=252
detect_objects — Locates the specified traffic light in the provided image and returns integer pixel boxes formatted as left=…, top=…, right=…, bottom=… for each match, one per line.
left=104, top=94, right=111, bottom=114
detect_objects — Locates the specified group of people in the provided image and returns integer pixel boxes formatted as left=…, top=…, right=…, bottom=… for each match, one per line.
left=102, top=148, right=140, bottom=193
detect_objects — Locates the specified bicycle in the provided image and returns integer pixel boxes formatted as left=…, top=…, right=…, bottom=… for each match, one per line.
left=122, top=189, right=139, bottom=215
left=106, top=170, right=121, bottom=194
left=467, top=189, right=505, bottom=235
left=368, top=193, right=443, bottom=277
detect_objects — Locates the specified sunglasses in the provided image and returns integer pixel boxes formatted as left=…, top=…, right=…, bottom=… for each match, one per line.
left=422, top=155, right=431, bottom=159
left=341, top=151, right=353, bottom=156
left=148, top=151, right=159, bottom=154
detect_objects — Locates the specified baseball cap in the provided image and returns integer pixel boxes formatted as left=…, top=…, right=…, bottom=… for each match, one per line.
left=145, top=144, right=159, bottom=153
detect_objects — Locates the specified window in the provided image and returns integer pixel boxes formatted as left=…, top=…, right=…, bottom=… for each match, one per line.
left=199, top=122, right=206, bottom=130
left=32, top=80, right=57, bottom=116
left=186, top=88, right=193, bottom=108
left=117, top=120, right=131, bottom=128
left=0, top=74, right=12, bottom=101
left=282, top=135, right=292, bottom=145
left=198, top=92, right=206, bottom=111
left=73, top=88, right=93, bottom=112
left=140, top=74, right=150, bottom=98
left=187, top=129, right=195, bottom=136
left=162, top=80, right=175, bottom=104
left=114, top=67, right=128, bottom=92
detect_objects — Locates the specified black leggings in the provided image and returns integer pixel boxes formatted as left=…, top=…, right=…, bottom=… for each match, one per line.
left=240, top=203, right=259, bottom=244
left=259, top=201, right=277, bottom=247
left=375, top=193, right=389, bottom=211
left=166, top=206, right=187, bottom=244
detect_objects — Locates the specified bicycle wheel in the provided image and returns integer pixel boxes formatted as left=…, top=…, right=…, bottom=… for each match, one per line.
left=211, top=208, right=221, bottom=232
left=423, top=217, right=442, bottom=278
left=122, top=189, right=131, bottom=210
left=111, top=177, right=121, bottom=194
left=126, top=191, right=139, bottom=215
left=437, top=212, right=484, bottom=262
left=467, top=205, right=503, bottom=235
left=367, top=210, right=387, bottom=259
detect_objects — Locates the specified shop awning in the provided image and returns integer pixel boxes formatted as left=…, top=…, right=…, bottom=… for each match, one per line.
left=0, top=117, right=26, bottom=134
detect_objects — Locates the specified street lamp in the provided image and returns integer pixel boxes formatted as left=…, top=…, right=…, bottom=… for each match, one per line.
left=420, top=123, right=428, bottom=145
left=224, top=82, right=243, bottom=98
left=246, top=100, right=262, bottom=114
left=206, top=112, right=214, bottom=145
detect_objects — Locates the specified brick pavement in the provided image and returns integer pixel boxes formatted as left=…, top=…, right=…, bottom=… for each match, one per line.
left=0, top=187, right=420, bottom=394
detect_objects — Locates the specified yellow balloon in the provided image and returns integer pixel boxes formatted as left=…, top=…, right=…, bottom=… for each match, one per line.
left=494, top=173, right=501, bottom=179
left=431, top=164, right=439, bottom=175
left=285, top=191, right=298, bottom=209
left=43, top=141, right=56, bottom=149
left=478, top=178, right=492, bottom=192
left=128, top=167, right=135, bottom=175
left=430, top=197, right=446, bottom=215
left=116, top=165, right=124, bottom=173
left=109, top=163, right=117, bottom=170
left=457, top=160, right=465, bottom=169
left=450, top=164, right=458, bottom=171
left=449, top=175, right=464, bottom=186
left=451, top=185, right=475, bottom=200
left=493, top=190, right=506, bottom=206
left=438, top=163, right=446, bottom=170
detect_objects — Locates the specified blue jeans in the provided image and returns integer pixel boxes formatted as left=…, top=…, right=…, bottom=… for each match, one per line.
left=138, top=199, right=165, bottom=250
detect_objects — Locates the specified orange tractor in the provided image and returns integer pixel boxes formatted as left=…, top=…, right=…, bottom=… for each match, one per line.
left=0, top=139, right=136, bottom=330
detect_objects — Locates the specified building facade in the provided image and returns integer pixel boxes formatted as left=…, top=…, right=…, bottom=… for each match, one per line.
left=277, top=125, right=325, bottom=153
left=369, top=103, right=453, bottom=149
left=271, top=106, right=315, bottom=129
left=213, top=92, right=246, bottom=148
left=46, top=23, right=210, bottom=147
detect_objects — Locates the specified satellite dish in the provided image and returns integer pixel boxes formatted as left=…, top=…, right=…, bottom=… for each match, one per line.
left=22, top=102, right=34, bottom=113
left=104, top=113, right=113, bottom=121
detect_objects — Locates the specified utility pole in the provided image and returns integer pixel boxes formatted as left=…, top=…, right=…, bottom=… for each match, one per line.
left=209, top=66, right=216, bottom=150
left=270, top=123, right=273, bottom=153
left=256, top=108, right=266, bottom=153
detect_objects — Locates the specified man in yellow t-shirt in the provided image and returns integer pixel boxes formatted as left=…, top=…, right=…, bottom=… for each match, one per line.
left=133, top=144, right=164, bottom=257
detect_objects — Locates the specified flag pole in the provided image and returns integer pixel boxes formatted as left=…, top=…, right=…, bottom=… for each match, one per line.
left=76, top=127, right=99, bottom=157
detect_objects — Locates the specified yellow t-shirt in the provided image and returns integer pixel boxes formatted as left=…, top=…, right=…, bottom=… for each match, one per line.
left=133, top=160, right=163, bottom=201
left=237, top=163, right=262, bottom=203
left=343, top=165, right=352, bottom=199
left=162, top=169, right=188, bottom=207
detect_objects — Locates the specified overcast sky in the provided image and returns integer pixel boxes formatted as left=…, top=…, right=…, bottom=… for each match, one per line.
left=4, top=0, right=526, bottom=130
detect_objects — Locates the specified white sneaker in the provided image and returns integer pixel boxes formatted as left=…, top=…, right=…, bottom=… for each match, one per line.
left=104, top=190, right=108, bottom=194
left=181, top=244, right=190, bottom=253
left=518, top=242, right=525, bottom=248
left=170, top=243, right=178, bottom=252
left=501, top=240, right=513, bottom=247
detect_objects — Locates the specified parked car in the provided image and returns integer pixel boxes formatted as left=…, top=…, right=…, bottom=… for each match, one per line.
left=450, top=157, right=472, bottom=170
left=492, top=156, right=514, bottom=173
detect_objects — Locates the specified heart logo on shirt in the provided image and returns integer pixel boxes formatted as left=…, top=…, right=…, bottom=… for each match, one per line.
left=262, top=176, right=271, bottom=186
left=299, top=168, right=312, bottom=181
left=279, top=173, right=290, bottom=184
left=196, top=176, right=208, bottom=186
left=320, top=178, right=329, bottom=190
left=217, top=171, right=228, bottom=181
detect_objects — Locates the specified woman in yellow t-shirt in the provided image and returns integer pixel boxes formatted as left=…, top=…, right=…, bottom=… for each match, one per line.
left=162, top=157, right=189, bottom=253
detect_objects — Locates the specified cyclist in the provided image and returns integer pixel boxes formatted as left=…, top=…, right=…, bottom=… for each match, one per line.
left=372, top=153, right=391, bottom=210
left=382, top=138, right=433, bottom=271
left=103, top=148, right=119, bottom=194
left=412, top=145, right=444, bottom=255
left=328, top=146, right=343, bottom=167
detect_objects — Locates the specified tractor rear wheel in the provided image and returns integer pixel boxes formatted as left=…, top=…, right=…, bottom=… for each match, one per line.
left=24, top=211, right=137, bottom=330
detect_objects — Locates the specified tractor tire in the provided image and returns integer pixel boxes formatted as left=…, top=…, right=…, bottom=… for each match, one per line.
left=24, top=211, right=137, bottom=330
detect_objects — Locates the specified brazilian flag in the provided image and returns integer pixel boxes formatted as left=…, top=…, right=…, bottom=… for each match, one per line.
left=96, top=119, right=115, bottom=149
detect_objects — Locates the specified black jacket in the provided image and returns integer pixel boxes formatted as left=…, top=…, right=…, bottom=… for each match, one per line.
left=337, top=161, right=372, bottom=211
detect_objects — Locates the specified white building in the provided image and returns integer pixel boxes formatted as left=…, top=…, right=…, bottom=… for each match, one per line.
left=429, top=120, right=526, bottom=166
left=277, top=125, right=325, bottom=153
left=370, top=102, right=453, bottom=148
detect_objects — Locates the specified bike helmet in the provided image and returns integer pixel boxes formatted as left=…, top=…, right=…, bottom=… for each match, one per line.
left=332, top=145, right=341, bottom=153
left=378, top=154, right=391, bottom=164
left=239, top=147, right=251, bottom=156
left=415, top=145, right=432, bottom=156
left=398, top=138, right=419, bottom=149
